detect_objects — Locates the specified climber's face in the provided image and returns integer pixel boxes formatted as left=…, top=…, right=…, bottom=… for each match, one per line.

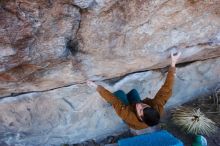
left=136, top=103, right=150, bottom=121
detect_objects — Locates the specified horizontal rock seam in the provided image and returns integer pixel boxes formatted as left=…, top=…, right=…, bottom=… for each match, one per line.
left=0, top=56, right=219, bottom=99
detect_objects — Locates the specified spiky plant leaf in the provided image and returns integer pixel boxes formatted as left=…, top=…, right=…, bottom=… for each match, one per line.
left=171, top=106, right=217, bottom=136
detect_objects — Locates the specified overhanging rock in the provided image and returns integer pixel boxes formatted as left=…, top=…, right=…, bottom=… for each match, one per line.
left=0, top=57, right=219, bottom=145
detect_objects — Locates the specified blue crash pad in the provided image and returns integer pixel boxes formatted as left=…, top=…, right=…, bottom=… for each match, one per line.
left=118, top=130, right=183, bottom=146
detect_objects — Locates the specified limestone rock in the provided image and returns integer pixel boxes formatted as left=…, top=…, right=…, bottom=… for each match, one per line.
left=0, top=58, right=219, bottom=146
left=0, top=83, right=126, bottom=145
left=72, top=0, right=97, bottom=9
left=0, top=0, right=220, bottom=96
left=78, top=0, right=220, bottom=80
left=0, top=0, right=220, bottom=145
left=0, top=0, right=81, bottom=96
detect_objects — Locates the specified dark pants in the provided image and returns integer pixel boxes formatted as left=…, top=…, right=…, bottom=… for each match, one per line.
left=114, top=89, right=141, bottom=105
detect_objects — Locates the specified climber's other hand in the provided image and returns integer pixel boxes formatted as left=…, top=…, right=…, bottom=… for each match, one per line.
left=87, top=80, right=98, bottom=89
left=171, top=51, right=181, bottom=67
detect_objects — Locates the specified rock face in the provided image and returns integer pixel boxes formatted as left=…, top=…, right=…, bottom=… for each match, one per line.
left=0, top=58, right=219, bottom=146
left=78, top=0, right=220, bottom=78
left=0, top=0, right=220, bottom=145
left=0, top=0, right=220, bottom=97
left=0, top=0, right=82, bottom=97
left=0, top=84, right=127, bottom=145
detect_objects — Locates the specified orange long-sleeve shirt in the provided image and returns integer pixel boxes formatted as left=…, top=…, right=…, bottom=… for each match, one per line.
left=97, top=66, right=176, bottom=130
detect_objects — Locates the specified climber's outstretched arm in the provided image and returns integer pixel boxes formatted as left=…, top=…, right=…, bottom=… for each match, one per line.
left=153, top=66, right=175, bottom=106
left=87, top=80, right=122, bottom=106
left=152, top=51, right=181, bottom=106
left=87, top=80, right=147, bottom=130
left=97, top=85, right=122, bottom=105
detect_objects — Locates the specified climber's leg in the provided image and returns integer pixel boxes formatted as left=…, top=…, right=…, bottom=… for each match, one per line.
left=113, top=90, right=129, bottom=105
left=127, top=89, right=141, bottom=104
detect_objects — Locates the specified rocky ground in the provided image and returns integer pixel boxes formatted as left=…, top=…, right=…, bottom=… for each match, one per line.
left=70, top=89, right=220, bottom=146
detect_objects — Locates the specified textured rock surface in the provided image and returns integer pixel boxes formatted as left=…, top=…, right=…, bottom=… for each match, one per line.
left=0, top=0, right=220, bottom=145
left=0, top=84, right=126, bottom=145
left=0, top=0, right=82, bottom=96
left=0, top=0, right=220, bottom=96
left=78, top=0, right=220, bottom=79
left=0, top=58, right=219, bottom=146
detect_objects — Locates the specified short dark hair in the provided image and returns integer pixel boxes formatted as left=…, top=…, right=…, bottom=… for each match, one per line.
left=142, top=107, right=160, bottom=126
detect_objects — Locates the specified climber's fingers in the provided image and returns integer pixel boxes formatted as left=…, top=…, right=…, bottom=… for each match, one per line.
left=175, top=52, right=181, bottom=60
left=171, top=51, right=181, bottom=67
left=171, top=51, right=181, bottom=60
left=87, top=80, right=98, bottom=88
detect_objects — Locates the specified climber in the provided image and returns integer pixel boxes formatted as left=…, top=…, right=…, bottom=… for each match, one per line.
left=87, top=51, right=181, bottom=130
